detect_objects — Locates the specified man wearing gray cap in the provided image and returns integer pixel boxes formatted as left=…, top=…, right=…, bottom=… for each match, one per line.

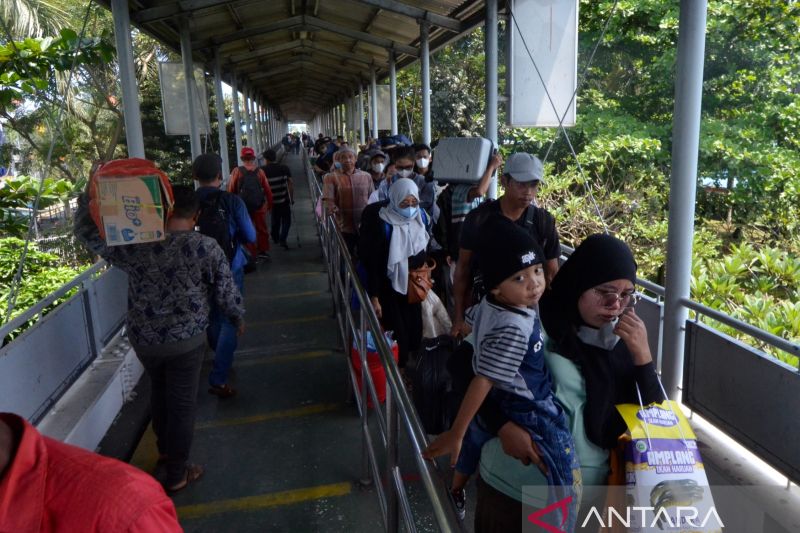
left=450, top=152, right=560, bottom=338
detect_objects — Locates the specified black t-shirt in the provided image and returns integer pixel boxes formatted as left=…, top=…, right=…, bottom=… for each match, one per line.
left=459, top=199, right=560, bottom=260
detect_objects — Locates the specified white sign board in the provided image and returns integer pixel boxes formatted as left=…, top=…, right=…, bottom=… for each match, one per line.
left=158, top=62, right=212, bottom=136
left=367, top=85, right=391, bottom=131
left=508, top=0, right=579, bottom=127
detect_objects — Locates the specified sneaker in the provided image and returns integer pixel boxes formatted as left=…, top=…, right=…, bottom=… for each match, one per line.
left=451, top=488, right=466, bottom=520
left=257, top=252, right=271, bottom=262
left=280, top=241, right=290, bottom=250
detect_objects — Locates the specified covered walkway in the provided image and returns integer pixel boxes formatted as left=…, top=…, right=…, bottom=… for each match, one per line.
left=129, top=152, right=384, bottom=531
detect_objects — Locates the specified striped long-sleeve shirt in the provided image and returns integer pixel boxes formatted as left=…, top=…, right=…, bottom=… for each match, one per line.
left=465, top=296, right=550, bottom=401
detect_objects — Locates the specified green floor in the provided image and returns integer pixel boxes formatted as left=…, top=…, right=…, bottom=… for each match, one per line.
left=132, top=153, right=384, bottom=532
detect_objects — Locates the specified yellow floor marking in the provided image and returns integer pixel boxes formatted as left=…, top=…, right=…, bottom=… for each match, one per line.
left=195, top=403, right=340, bottom=430
left=247, top=290, right=324, bottom=301
left=177, top=482, right=352, bottom=520
left=235, top=350, right=332, bottom=367
left=270, top=271, right=325, bottom=278
left=130, top=423, right=159, bottom=474
left=249, top=314, right=329, bottom=327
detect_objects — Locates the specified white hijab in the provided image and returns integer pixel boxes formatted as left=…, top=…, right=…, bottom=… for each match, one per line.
left=378, top=179, right=429, bottom=294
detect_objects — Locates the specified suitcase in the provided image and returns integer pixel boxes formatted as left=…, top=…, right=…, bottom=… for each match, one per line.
left=432, top=137, right=494, bottom=184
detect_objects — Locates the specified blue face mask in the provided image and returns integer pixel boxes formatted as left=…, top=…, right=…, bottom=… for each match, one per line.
left=392, top=205, right=418, bottom=219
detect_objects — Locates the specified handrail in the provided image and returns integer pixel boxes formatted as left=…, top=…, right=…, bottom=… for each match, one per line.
left=680, top=297, right=800, bottom=362
left=0, top=260, right=107, bottom=345
left=304, top=157, right=463, bottom=532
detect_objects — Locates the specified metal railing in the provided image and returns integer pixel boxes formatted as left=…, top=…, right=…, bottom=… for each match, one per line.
left=304, top=159, right=463, bottom=532
left=0, top=261, right=128, bottom=423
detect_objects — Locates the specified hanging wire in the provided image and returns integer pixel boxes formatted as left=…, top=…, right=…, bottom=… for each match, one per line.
left=507, top=5, right=613, bottom=234
left=1, top=0, right=95, bottom=326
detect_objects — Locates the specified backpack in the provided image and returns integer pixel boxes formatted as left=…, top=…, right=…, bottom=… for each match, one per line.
left=197, top=190, right=236, bottom=263
left=236, top=166, right=265, bottom=212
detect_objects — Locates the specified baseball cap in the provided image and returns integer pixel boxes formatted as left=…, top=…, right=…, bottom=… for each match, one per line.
left=504, top=153, right=544, bottom=183
left=368, top=150, right=388, bottom=162
left=240, top=146, right=256, bottom=159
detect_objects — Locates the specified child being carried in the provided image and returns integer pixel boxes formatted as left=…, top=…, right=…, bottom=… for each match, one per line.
left=424, top=215, right=581, bottom=527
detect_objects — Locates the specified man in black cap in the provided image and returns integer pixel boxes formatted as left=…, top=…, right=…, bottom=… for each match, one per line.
left=451, top=153, right=560, bottom=338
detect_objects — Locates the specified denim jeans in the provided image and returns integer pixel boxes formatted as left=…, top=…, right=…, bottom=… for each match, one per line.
left=270, top=202, right=292, bottom=245
left=207, top=267, right=245, bottom=386
left=137, top=343, right=205, bottom=486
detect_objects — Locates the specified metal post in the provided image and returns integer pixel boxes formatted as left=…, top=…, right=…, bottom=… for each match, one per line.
left=389, top=51, right=398, bottom=136
left=386, top=385, right=399, bottom=531
left=213, top=49, right=230, bottom=175
left=241, top=82, right=251, bottom=146
left=662, top=0, right=708, bottom=401
left=255, top=98, right=263, bottom=152
left=370, top=67, right=379, bottom=140
left=110, top=0, right=145, bottom=158
left=420, top=21, right=432, bottom=145
left=179, top=19, right=201, bottom=160
left=231, top=75, right=243, bottom=164
left=485, top=0, right=499, bottom=199
left=358, top=84, right=366, bottom=145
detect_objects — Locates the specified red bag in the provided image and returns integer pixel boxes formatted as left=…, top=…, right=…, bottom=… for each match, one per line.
left=88, top=158, right=174, bottom=241
left=350, top=340, right=399, bottom=408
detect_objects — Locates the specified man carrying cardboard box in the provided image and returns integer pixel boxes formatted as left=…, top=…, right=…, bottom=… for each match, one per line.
left=75, top=183, right=245, bottom=492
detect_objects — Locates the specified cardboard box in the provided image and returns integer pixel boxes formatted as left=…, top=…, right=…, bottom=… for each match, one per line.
left=97, top=175, right=166, bottom=246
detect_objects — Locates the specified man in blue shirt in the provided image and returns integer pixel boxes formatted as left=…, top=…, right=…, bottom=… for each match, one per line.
left=193, top=154, right=256, bottom=398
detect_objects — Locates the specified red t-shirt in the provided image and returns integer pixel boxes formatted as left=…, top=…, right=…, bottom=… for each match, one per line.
left=0, top=413, right=181, bottom=532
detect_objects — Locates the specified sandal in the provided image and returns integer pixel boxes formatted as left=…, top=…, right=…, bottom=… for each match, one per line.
left=166, top=464, right=204, bottom=493
left=208, top=383, right=237, bottom=398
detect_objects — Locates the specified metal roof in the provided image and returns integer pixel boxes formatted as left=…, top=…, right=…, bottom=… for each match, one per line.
left=100, top=0, right=489, bottom=121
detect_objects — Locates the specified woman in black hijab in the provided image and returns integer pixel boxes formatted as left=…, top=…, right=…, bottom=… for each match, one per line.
left=471, top=234, right=665, bottom=533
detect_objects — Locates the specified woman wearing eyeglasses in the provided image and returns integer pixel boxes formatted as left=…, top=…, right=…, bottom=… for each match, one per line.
left=470, top=233, right=665, bottom=532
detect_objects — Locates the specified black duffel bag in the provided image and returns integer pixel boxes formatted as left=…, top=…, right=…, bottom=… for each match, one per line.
left=412, top=335, right=457, bottom=435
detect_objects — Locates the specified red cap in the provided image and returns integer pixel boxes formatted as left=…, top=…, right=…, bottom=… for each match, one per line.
left=240, top=146, right=256, bottom=159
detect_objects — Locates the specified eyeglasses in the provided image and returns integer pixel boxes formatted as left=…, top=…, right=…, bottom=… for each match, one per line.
left=593, top=288, right=640, bottom=308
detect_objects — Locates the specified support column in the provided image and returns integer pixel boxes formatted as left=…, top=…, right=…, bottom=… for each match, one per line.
left=254, top=97, right=262, bottom=152
left=110, top=0, right=145, bottom=158
left=231, top=75, right=243, bottom=164
left=662, top=0, right=708, bottom=400
left=390, top=51, right=398, bottom=135
left=485, top=0, right=499, bottom=199
left=179, top=19, right=201, bottom=160
left=420, top=21, right=431, bottom=145
left=212, top=48, right=230, bottom=175
left=243, top=84, right=252, bottom=146
left=358, top=84, right=366, bottom=145
left=370, top=67, right=379, bottom=140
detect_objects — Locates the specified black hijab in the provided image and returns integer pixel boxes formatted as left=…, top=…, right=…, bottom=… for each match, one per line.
left=539, top=234, right=642, bottom=449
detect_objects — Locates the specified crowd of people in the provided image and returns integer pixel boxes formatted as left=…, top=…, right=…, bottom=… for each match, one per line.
left=0, top=130, right=660, bottom=531
left=316, top=133, right=662, bottom=531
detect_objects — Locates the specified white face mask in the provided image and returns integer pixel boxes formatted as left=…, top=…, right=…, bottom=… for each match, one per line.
left=576, top=318, right=621, bottom=351
left=416, top=157, right=430, bottom=169
left=371, top=162, right=385, bottom=173
left=397, top=169, right=413, bottom=179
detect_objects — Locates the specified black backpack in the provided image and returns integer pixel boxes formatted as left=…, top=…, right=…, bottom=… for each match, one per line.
left=197, top=190, right=236, bottom=263
left=236, top=166, right=266, bottom=212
